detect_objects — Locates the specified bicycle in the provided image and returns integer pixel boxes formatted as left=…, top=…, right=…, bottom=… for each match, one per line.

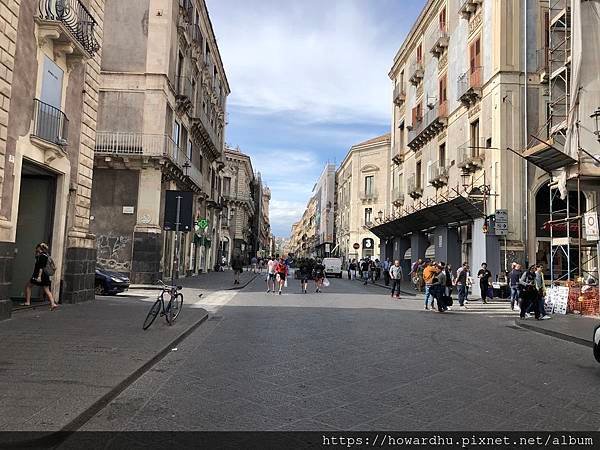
left=142, top=281, right=184, bottom=330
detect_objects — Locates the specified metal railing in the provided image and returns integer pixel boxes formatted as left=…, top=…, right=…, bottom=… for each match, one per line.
left=189, top=23, right=202, bottom=48
left=429, top=25, right=449, bottom=53
left=407, top=174, right=422, bottom=193
left=359, top=189, right=378, bottom=201
left=176, top=76, right=193, bottom=100
left=457, top=139, right=486, bottom=169
left=457, top=67, right=482, bottom=100
left=393, top=84, right=406, bottom=105
left=409, top=60, right=424, bottom=84
left=192, top=102, right=221, bottom=150
left=179, top=0, right=193, bottom=20
left=427, top=160, right=450, bottom=183
left=392, top=188, right=405, bottom=204
left=32, top=99, right=69, bottom=145
left=408, top=102, right=446, bottom=145
left=37, top=0, right=99, bottom=55
left=95, top=131, right=202, bottom=187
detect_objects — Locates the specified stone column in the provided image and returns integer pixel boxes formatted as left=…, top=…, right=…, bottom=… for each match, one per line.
left=131, top=168, right=163, bottom=284
left=471, top=218, right=501, bottom=292
left=410, top=232, right=429, bottom=262
left=434, top=226, right=461, bottom=269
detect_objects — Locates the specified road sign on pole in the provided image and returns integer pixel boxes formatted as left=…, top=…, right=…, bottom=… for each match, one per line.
left=494, top=209, right=508, bottom=236
left=584, top=212, right=599, bottom=241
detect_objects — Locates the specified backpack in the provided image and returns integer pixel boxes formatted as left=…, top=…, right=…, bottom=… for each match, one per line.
left=43, top=254, right=56, bottom=277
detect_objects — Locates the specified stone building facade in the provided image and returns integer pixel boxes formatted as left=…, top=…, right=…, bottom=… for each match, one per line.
left=90, top=0, right=229, bottom=283
left=221, top=147, right=254, bottom=264
left=0, top=0, right=105, bottom=319
left=289, top=195, right=318, bottom=257
left=335, top=134, right=391, bottom=265
left=373, top=0, right=544, bottom=280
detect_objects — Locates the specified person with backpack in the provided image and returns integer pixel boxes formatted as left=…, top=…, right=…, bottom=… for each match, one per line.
left=23, top=243, right=58, bottom=310
left=274, top=256, right=288, bottom=295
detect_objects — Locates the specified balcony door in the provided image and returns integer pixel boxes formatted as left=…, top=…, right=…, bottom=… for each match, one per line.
left=41, top=56, right=63, bottom=109
left=364, top=175, right=374, bottom=196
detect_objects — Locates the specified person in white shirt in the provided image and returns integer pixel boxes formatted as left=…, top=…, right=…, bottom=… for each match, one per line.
left=266, top=257, right=277, bottom=293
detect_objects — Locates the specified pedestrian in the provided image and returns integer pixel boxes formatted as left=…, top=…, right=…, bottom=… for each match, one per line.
left=266, top=256, right=277, bottom=293
left=535, top=265, right=551, bottom=320
left=519, top=265, right=541, bottom=319
left=410, top=258, right=422, bottom=291
left=23, top=243, right=58, bottom=310
left=509, top=262, right=523, bottom=311
left=454, top=262, right=470, bottom=309
left=477, top=262, right=492, bottom=304
left=434, top=263, right=448, bottom=312
left=250, top=255, right=258, bottom=273
left=275, top=256, right=288, bottom=295
left=416, top=260, right=425, bottom=292
left=374, top=259, right=381, bottom=281
left=348, top=259, right=355, bottom=280
left=360, top=258, right=369, bottom=285
left=313, top=259, right=326, bottom=293
left=423, top=261, right=439, bottom=310
left=389, top=259, right=403, bottom=298
left=298, top=259, right=311, bottom=294
left=231, top=252, right=244, bottom=285
left=383, top=258, right=391, bottom=286
left=444, top=264, right=453, bottom=301
left=369, top=259, right=376, bottom=284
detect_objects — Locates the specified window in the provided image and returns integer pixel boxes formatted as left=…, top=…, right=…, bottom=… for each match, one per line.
left=439, top=143, right=446, bottom=167
left=173, top=121, right=180, bottom=147
left=470, top=120, right=480, bottom=156
left=364, top=175, right=374, bottom=195
left=416, top=44, right=422, bottom=64
left=364, top=208, right=373, bottom=225
left=469, top=36, right=481, bottom=86
left=187, top=139, right=192, bottom=160
left=439, top=75, right=447, bottom=104
left=412, top=103, right=422, bottom=124
left=223, top=177, right=231, bottom=195
left=416, top=161, right=422, bottom=188
left=399, top=122, right=405, bottom=149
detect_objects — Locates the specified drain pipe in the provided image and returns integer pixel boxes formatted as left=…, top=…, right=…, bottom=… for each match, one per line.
left=523, top=0, right=529, bottom=266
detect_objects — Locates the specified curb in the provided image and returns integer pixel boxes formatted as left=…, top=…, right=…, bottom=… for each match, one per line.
left=351, top=277, right=416, bottom=297
left=514, top=319, right=593, bottom=348
left=14, top=308, right=210, bottom=446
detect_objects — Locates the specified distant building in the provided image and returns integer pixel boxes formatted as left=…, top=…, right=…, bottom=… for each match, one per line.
left=313, top=164, right=336, bottom=258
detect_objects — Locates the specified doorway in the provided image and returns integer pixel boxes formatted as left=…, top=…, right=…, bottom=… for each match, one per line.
left=11, top=161, right=57, bottom=302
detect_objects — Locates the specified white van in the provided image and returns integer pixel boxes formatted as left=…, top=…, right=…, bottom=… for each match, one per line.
left=323, top=257, right=343, bottom=278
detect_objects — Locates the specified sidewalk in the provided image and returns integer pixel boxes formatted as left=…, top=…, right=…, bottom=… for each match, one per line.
left=349, top=275, right=417, bottom=297
left=0, top=295, right=208, bottom=432
left=516, top=313, right=598, bottom=347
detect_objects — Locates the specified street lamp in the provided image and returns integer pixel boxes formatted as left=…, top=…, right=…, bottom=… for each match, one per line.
left=591, top=107, right=600, bottom=142
left=182, top=160, right=191, bottom=177
left=377, top=210, right=383, bottom=222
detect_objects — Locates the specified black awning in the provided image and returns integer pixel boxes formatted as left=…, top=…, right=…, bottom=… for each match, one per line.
left=524, top=139, right=577, bottom=172
left=370, top=196, right=485, bottom=238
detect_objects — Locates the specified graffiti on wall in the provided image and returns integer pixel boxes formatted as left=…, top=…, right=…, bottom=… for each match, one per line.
left=97, top=232, right=132, bottom=272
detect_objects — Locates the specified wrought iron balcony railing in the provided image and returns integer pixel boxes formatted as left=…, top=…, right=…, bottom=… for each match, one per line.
left=393, top=84, right=406, bottom=106
left=428, top=160, right=450, bottom=188
left=409, top=61, right=424, bottom=86
left=407, top=174, right=423, bottom=198
left=37, top=0, right=99, bottom=56
left=457, top=139, right=486, bottom=173
left=95, top=131, right=203, bottom=188
left=430, top=25, right=449, bottom=58
left=457, top=67, right=482, bottom=105
left=32, top=99, right=69, bottom=146
left=189, top=23, right=202, bottom=48
left=407, top=102, right=448, bottom=150
left=359, top=189, right=378, bottom=201
left=392, top=188, right=405, bottom=205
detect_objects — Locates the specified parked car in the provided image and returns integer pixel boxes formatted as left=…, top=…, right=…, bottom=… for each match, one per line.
left=323, top=257, right=343, bottom=278
left=594, top=323, right=600, bottom=363
left=95, top=268, right=130, bottom=295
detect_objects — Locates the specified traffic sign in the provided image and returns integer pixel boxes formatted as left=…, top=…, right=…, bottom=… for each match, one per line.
left=494, top=209, right=508, bottom=236
left=584, top=212, right=599, bottom=241
left=353, top=243, right=360, bottom=250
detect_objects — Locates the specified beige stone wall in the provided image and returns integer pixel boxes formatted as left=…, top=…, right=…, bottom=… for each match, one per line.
left=0, top=0, right=19, bottom=212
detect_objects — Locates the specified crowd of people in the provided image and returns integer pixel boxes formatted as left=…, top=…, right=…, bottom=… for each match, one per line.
left=346, top=257, right=385, bottom=285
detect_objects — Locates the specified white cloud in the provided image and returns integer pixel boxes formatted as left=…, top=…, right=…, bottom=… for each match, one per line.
left=208, top=0, right=397, bottom=124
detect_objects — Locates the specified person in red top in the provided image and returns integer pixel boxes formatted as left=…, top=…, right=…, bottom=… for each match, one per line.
left=275, top=257, right=288, bottom=295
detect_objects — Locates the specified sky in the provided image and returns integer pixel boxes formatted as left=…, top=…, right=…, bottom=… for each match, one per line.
left=206, top=0, right=425, bottom=237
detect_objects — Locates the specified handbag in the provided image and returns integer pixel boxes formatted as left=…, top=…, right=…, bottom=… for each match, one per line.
left=284, top=279, right=288, bottom=288
left=323, top=278, right=330, bottom=287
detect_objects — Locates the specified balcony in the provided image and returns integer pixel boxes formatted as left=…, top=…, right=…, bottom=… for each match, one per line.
left=457, top=67, right=482, bottom=106
left=392, top=188, right=405, bottom=206
left=359, top=189, right=378, bottom=202
left=430, top=26, right=449, bottom=58
left=407, top=175, right=423, bottom=199
left=408, top=61, right=424, bottom=86
left=36, top=0, right=100, bottom=60
left=392, top=151, right=404, bottom=165
left=457, top=140, right=485, bottom=173
left=407, top=101, right=448, bottom=150
left=459, top=0, right=483, bottom=20
left=427, top=160, right=450, bottom=188
left=393, top=84, right=406, bottom=106
left=178, top=0, right=193, bottom=22
left=94, top=131, right=203, bottom=190
left=175, top=76, right=194, bottom=112
left=190, top=103, right=222, bottom=161
left=189, top=23, right=202, bottom=49
left=31, top=98, right=69, bottom=154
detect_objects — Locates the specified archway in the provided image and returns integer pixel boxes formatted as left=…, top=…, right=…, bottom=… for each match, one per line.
left=535, top=185, right=587, bottom=279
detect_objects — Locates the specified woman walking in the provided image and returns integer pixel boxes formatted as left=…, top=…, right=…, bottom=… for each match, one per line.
left=275, top=257, right=288, bottom=295
left=24, top=243, right=58, bottom=310
left=313, top=259, right=326, bottom=293
left=298, top=260, right=311, bottom=294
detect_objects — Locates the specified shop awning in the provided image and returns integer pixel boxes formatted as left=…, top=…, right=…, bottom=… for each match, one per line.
left=370, top=196, right=485, bottom=239
left=523, top=138, right=577, bottom=172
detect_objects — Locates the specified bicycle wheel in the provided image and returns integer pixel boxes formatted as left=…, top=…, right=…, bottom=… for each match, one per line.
left=170, top=293, right=183, bottom=322
left=143, top=298, right=162, bottom=330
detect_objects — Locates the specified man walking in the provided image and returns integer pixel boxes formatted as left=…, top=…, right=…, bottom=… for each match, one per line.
left=389, top=260, right=403, bottom=298
left=422, top=261, right=438, bottom=310
left=454, top=262, right=470, bottom=309
left=383, top=258, right=391, bottom=286
left=477, top=262, right=492, bottom=304
left=535, top=265, right=551, bottom=320
left=266, top=256, right=276, bottom=293
left=509, top=263, right=523, bottom=311
left=360, top=258, right=370, bottom=285
left=519, top=265, right=541, bottom=319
